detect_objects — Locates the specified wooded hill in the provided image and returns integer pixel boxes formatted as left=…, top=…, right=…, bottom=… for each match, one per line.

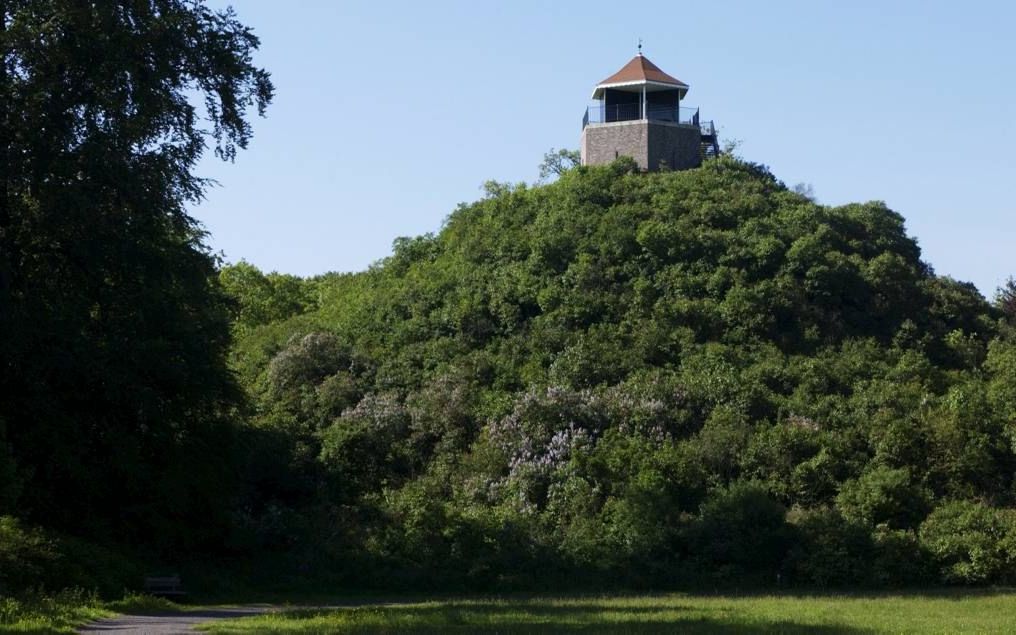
left=2, top=1, right=1016, bottom=594
left=217, top=156, right=1016, bottom=589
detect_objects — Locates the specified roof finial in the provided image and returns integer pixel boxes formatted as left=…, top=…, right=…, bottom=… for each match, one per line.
left=637, top=38, right=643, bottom=56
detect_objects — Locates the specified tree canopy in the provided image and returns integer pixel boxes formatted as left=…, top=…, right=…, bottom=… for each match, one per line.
left=220, top=155, right=1016, bottom=589
left=0, top=0, right=272, bottom=551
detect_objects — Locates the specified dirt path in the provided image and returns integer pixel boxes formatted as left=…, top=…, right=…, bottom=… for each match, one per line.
left=78, top=605, right=276, bottom=634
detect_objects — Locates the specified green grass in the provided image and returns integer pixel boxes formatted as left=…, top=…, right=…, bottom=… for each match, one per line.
left=0, top=590, right=184, bottom=633
left=103, top=591, right=185, bottom=614
left=0, top=589, right=113, bottom=634
left=197, top=591, right=1016, bottom=634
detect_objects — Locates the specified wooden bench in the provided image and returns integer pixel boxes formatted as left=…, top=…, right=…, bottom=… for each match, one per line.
left=143, top=575, right=187, bottom=598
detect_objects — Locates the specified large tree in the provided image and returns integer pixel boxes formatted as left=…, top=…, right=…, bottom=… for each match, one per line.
left=0, top=0, right=272, bottom=550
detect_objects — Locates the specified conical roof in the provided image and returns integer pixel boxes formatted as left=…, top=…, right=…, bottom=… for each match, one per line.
left=592, top=54, right=689, bottom=99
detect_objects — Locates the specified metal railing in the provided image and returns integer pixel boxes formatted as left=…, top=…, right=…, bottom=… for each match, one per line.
left=582, top=104, right=701, bottom=128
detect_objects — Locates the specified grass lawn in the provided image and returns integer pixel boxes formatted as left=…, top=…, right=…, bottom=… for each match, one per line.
left=197, top=590, right=1016, bottom=634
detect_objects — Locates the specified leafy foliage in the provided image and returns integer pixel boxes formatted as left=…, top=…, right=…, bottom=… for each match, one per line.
left=538, top=147, right=581, bottom=182
left=0, top=0, right=272, bottom=556
left=220, top=154, right=1015, bottom=589
left=2, top=2, right=1013, bottom=592
left=919, top=500, right=1016, bottom=584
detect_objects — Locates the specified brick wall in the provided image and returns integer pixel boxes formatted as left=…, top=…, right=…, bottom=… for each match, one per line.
left=581, top=121, right=701, bottom=171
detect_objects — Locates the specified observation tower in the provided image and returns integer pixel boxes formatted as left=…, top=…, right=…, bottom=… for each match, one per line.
left=580, top=50, right=719, bottom=171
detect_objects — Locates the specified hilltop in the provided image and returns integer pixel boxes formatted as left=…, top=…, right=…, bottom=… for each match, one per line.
left=220, top=155, right=1016, bottom=589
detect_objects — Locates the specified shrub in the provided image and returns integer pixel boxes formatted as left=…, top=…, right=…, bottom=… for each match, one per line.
left=688, top=481, right=791, bottom=580
left=0, top=588, right=105, bottom=630
left=786, top=507, right=872, bottom=587
left=836, top=465, right=931, bottom=529
left=0, top=517, right=140, bottom=596
left=0, top=517, right=61, bottom=594
left=918, top=500, right=1016, bottom=584
left=870, top=526, right=932, bottom=587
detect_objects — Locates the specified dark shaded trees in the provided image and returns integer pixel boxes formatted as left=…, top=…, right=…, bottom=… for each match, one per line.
left=0, top=0, right=271, bottom=550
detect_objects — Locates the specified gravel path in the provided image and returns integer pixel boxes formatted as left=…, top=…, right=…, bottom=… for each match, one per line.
left=78, top=605, right=276, bottom=634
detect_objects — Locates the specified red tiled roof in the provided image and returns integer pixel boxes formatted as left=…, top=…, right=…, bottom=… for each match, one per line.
left=597, top=54, right=688, bottom=89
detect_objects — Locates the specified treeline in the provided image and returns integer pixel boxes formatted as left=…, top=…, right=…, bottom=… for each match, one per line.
left=219, top=156, right=1016, bottom=589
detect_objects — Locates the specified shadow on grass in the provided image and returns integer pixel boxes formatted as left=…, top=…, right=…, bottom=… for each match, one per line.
left=210, top=602, right=873, bottom=634
left=676, top=586, right=1016, bottom=602
left=184, top=585, right=1016, bottom=609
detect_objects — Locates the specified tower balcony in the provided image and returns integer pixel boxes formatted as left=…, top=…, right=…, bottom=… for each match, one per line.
left=582, top=104, right=703, bottom=130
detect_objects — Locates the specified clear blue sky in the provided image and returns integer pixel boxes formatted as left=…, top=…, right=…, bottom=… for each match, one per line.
left=195, top=0, right=1015, bottom=296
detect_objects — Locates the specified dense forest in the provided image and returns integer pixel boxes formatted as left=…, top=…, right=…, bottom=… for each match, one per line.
left=4, top=0, right=1016, bottom=602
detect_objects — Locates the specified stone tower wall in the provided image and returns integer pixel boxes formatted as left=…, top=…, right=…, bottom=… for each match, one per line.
left=581, top=121, right=648, bottom=168
left=581, top=120, right=701, bottom=171
left=646, top=122, right=702, bottom=171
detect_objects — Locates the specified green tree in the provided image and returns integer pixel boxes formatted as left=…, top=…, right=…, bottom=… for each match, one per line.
left=538, top=147, right=580, bottom=182
left=689, top=481, right=792, bottom=579
left=220, top=261, right=315, bottom=333
left=0, top=0, right=272, bottom=550
left=836, top=465, right=930, bottom=530
left=995, top=277, right=1016, bottom=320
left=919, top=500, right=1016, bottom=584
